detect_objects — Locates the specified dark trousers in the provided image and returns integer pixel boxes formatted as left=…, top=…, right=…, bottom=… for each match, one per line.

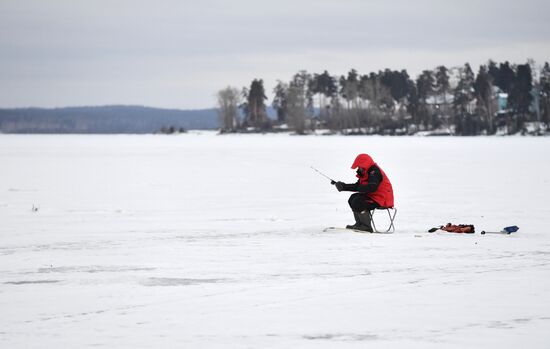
left=348, top=193, right=380, bottom=212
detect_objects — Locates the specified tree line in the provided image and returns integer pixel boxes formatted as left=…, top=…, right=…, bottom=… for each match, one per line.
left=217, top=60, right=550, bottom=135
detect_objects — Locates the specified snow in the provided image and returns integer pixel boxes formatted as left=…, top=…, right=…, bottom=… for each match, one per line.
left=1, top=133, right=549, bottom=348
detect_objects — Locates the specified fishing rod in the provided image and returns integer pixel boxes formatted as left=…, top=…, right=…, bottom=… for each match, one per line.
left=310, top=166, right=336, bottom=183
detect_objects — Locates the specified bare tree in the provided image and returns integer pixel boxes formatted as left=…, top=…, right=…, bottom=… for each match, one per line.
left=217, top=86, right=241, bottom=132
left=286, top=71, right=312, bottom=134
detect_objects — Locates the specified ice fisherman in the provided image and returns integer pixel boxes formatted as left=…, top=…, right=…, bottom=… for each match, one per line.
left=332, top=153, right=394, bottom=232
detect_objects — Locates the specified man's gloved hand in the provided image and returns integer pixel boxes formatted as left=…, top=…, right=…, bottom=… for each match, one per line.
left=335, top=181, right=345, bottom=192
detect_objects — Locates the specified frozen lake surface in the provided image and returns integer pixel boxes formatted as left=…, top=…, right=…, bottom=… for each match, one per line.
left=1, top=133, right=549, bottom=348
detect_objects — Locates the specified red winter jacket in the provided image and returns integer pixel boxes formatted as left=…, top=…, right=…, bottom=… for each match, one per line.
left=351, top=154, right=394, bottom=208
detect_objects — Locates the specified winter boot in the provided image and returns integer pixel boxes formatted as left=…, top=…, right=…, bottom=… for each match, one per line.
left=357, top=210, right=373, bottom=232
left=346, top=211, right=363, bottom=230
left=346, top=211, right=373, bottom=232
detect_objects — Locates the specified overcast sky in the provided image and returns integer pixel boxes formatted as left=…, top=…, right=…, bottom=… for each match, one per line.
left=1, top=0, right=549, bottom=109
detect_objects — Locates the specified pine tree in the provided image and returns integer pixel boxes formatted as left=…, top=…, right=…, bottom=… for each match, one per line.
left=435, top=66, right=450, bottom=103
left=416, top=70, right=435, bottom=128
left=272, top=81, right=289, bottom=124
left=474, top=65, right=495, bottom=134
left=453, top=63, right=476, bottom=135
left=497, top=61, right=515, bottom=93
left=380, top=69, right=409, bottom=102
left=406, top=79, right=421, bottom=129
left=434, top=66, right=451, bottom=128
left=488, top=60, right=500, bottom=86
left=245, top=79, right=269, bottom=130
left=540, top=62, right=550, bottom=125
left=340, top=69, right=360, bottom=109
left=509, top=64, right=533, bottom=127
left=311, top=71, right=337, bottom=121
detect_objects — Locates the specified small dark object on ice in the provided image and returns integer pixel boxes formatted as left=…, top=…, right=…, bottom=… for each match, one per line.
left=480, top=226, right=519, bottom=235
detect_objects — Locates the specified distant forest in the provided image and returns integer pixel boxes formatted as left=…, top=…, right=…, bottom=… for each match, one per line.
left=218, top=60, right=550, bottom=135
left=0, top=106, right=218, bottom=133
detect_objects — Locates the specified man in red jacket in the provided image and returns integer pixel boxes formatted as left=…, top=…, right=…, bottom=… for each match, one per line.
left=332, top=153, right=394, bottom=232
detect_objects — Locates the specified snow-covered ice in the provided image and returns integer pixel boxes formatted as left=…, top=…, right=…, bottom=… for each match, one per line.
left=1, top=133, right=549, bottom=348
